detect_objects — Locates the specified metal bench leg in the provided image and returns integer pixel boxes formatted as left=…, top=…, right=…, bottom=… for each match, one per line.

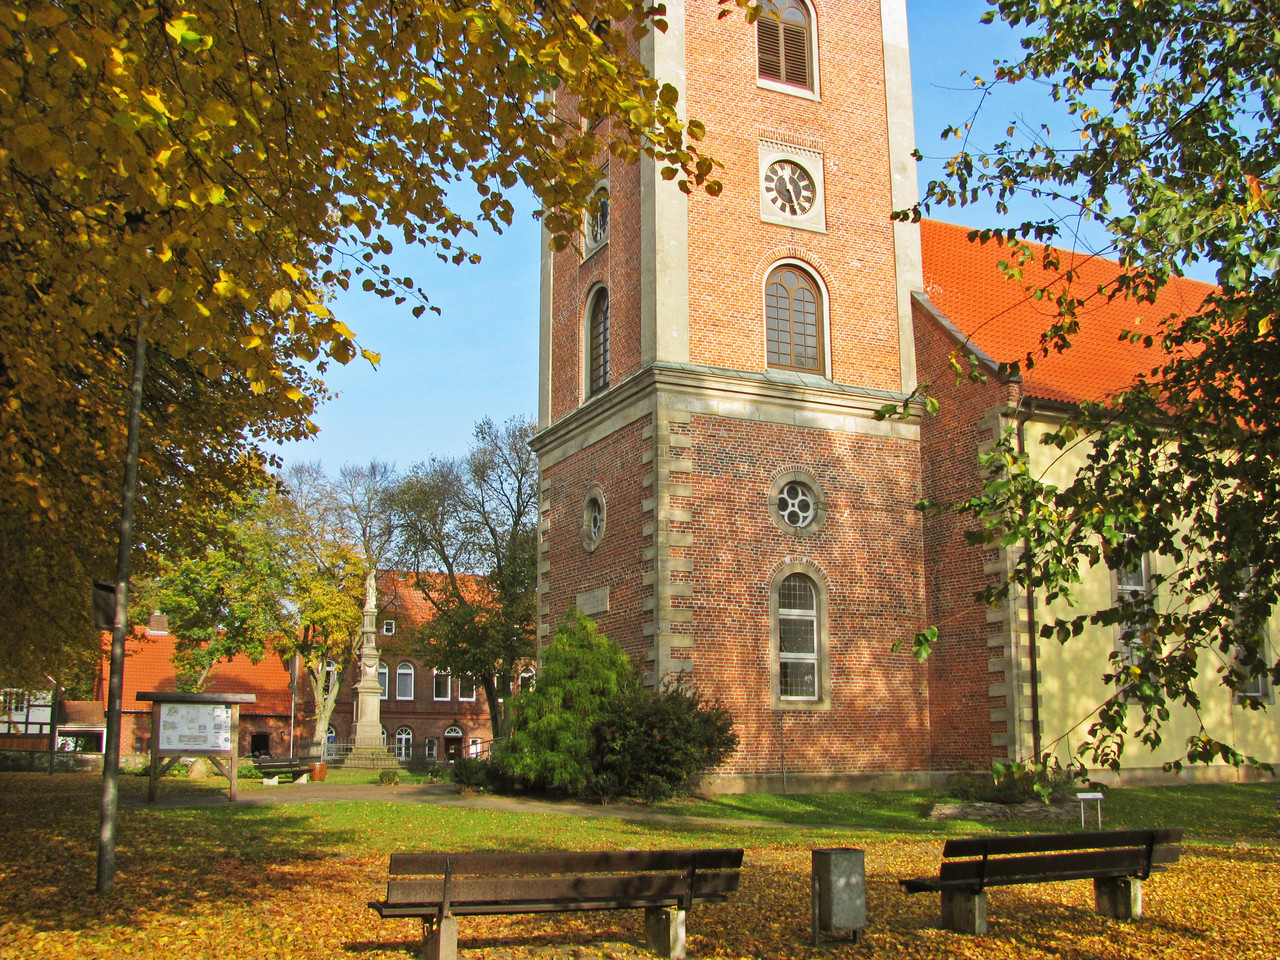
left=940, top=889, right=987, bottom=934
left=422, top=915, right=458, bottom=960
left=644, top=906, right=687, bottom=960
left=1094, top=877, right=1143, bottom=920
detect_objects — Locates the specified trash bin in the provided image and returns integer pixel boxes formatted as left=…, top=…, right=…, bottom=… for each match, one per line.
left=308, top=762, right=328, bottom=782
left=811, top=848, right=866, bottom=946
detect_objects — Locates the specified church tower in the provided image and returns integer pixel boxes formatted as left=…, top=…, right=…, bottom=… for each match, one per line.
left=533, top=0, right=933, bottom=791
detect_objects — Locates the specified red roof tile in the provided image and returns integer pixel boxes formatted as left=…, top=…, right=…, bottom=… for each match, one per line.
left=920, top=220, right=1214, bottom=405
left=109, top=631, right=294, bottom=716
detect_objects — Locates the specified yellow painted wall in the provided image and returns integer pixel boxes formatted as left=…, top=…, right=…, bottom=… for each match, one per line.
left=1022, top=418, right=1280, bottom=778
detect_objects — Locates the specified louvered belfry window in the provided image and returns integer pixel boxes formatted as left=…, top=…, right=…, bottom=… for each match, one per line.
left=757, top=0, right=812, bottom=90
left=588, top=288, right=610, bottom=396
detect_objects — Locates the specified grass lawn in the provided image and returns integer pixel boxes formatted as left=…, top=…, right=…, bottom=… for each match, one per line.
left=1, top=772, right=1276, bottom=960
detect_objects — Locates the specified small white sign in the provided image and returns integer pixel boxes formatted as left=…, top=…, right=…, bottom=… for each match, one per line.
left=157, top=703, right=232, bottom=753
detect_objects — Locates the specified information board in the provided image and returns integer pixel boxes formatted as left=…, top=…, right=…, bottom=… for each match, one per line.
left=157, top=702, right=233, bottom=753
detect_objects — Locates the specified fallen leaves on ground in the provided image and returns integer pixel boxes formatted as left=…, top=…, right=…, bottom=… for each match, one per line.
left=1, top=774, right=1276, bottom=959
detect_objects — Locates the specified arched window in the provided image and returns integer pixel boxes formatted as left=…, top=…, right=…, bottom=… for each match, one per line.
left=766, top=264, right=824, bottom=372
left=776, top=571, right=822, bottom=702
left=324, top=660, right=339, bottom=696
left=396, top=662, right=415, bottom=700
left=587, top=287, right=610, bottom=396
left=376, top=661, right=389, bottom=700
left=394, top=726, right=413, bottom=760
left=758, top=0, right=814, bottom=92
left=584, top=182, right=609, bottom=257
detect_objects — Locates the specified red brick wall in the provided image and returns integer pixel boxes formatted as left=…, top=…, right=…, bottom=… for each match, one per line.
left=682, top=0, right=903, bottom=390
left=914, top=297, right=1018, bottom=767
left=547, top=119, right=646, bottom=422
left=680, top=413, right=930, bottom=778
left=539, top=416, right=654, bottom=664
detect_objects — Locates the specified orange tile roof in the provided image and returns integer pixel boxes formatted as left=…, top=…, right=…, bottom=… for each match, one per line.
left=109, top=631, right=294, bottom=715
left=920, top=219, right=1215, bottom=405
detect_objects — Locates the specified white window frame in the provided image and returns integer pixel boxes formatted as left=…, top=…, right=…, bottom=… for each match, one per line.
left=394, top=726, right=413, bottom=760
left=433, top=669, right=452, bottom=701
left=396, top=662, right=415, bottom=701
left=458, top=676, right=477, bottom=702
left=770, top=563, right=830, bottom=710
left=755, top=0, right=820, bottom=101
left=377, top=661, right=389, bottom=700
left=1114, top=551, right=1152, bottom=669
left=382, top=619, right=396, bottom=636
left=324, top=660, right=339, bottom=697
left=424, top=738, right=438, bottom=761
left=468, top=738, right=483, bottom=758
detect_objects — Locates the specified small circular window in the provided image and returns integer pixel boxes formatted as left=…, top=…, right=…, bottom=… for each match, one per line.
left=581, top=485, right=607, bottom=552
left=776, top=481, right=815, bottom=527
left=768, top=470, right=827, bottom=536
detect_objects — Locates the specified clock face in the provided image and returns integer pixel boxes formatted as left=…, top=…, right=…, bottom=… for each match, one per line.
left=764, top=160, right=817, bottom=217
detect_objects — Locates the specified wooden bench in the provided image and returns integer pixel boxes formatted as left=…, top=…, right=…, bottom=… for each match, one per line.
left=899, top=828, right=1183, bottom=934
left=252, top=755, right=318, bottom=782
left=369, top=848, right=744, bottom=960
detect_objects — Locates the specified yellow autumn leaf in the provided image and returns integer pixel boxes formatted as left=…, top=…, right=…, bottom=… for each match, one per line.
left=268, top=288, right=292, bottom=313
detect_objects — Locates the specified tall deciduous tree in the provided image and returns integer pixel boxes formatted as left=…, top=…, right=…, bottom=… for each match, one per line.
left=392, top=417, right=538, bottom=738
left=0, top=0, right=721, bottom=683
left=908, top=1, right=1280, bottom=770
left=271, top=461, right=398, bottom=744
left=135, top=489, right=294, bottom=690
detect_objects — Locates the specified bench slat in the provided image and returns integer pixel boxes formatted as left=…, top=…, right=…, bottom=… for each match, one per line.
left=385, top=870, right=741, bottom=909
left=388, top=849, right=743, bottom=877
left=941, top=828, right=1183, bottom=859
left=938, top=847, right=1174, bottom=887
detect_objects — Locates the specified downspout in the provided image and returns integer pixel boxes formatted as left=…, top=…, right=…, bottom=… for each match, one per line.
left=1014, top=395, right=1042, bottom=760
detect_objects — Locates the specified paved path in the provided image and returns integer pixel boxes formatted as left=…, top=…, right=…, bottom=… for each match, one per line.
left=130, top=781, right=810, bottom=831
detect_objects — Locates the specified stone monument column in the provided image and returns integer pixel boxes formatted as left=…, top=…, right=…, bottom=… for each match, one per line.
left=351, top=571, right=387, bottom=754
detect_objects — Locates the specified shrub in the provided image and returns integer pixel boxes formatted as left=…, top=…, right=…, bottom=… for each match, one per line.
left=448, top=756, right=491, bottom=789
left=495, top=611, right=740, bottom=802
left=378, top=769, right=400, bottom=786
left=590, top=682, right=738, bottom=802
left=947, top=758, right=1090, bottom=804
left=495, top=610, right=637, bottom=794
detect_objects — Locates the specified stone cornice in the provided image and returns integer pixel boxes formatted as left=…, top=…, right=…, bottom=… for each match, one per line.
left=532, top=362, right=922, bottom=470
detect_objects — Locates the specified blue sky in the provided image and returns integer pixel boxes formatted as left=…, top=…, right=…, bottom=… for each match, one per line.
left=270, top=1, right=1051, bottom=472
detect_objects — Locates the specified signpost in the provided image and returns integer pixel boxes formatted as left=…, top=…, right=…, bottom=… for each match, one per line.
left=138, top=692, right=256, bottom=802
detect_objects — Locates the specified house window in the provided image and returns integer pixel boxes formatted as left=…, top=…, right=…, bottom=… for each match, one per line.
left=394, top=726, right=413, bottom=760
left=588, top=287, right=610, bottom=396
left=324, top=660, right=339, bottom=696
left=776, top=572, right=821, bottom=702
left=376, top=662, right=389, bottom=700
left=380, top=726, right=387, bottom=746
left=1115, top=551, right=1152, bottom=668
left=424, top=738, right=438, bottom=761
left=766, top=265, right=824, bottom=372
left=1232, top=566, right=1273, bottom=703
left=458, top=677, right=477, bottom=702
left=757, top=0, right=815, bottom=93
left=519, top=668, right=537, bottom=694
left=382, top=620, right=396, bottom=636
left=396, top=662, right=414, bottom=700
left=468, top=738, right=483, bottom=758
left=433, top=669, right=451, bottom=701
